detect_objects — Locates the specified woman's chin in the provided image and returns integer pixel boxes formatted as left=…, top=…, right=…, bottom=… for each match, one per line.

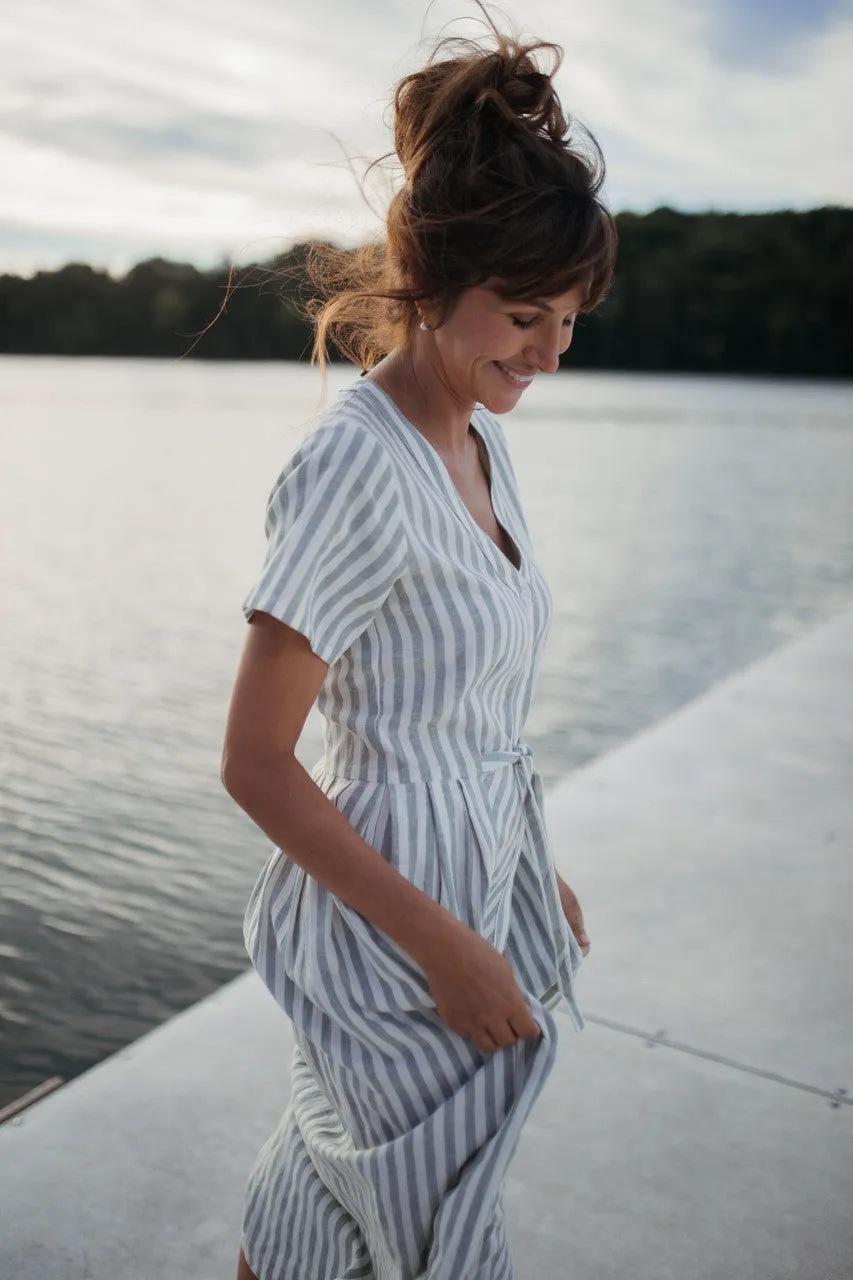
left=475, top=388, right=522, bottom=414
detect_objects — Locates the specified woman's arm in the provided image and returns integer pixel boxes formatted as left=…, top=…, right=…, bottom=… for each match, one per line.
left=221, top=610, right=468, bottom=969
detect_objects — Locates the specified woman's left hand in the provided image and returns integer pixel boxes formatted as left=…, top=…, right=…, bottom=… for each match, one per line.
left=555, top=873, right=590, bottom=957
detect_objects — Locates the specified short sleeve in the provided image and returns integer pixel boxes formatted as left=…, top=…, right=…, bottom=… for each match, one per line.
left=242, top=417, right=410, bottom=667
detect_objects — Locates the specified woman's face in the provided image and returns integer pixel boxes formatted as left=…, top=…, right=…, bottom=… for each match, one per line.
left=427, top=279, right=588, bottom=412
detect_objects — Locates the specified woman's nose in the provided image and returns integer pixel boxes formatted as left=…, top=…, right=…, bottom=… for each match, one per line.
left=525, top=327, right=566, bottom=374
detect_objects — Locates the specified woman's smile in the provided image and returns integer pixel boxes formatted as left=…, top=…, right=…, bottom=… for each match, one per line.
left=493, top=360, right=536, bottom=389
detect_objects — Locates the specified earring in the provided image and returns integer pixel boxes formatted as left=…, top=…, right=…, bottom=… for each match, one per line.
left=419, top=320, right=431, bottom=332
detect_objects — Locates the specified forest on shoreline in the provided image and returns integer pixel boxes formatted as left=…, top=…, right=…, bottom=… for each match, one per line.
left=0, top=206, right=850, bottom=377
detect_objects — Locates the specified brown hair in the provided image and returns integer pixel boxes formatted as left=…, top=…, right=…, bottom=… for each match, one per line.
left=305, top=7, right=617, bottom=383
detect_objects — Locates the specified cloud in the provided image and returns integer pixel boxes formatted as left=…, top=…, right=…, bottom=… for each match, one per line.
left=0, top=0, right=851, bottom=274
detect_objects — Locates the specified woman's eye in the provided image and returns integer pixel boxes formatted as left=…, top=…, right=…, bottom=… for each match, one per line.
left=510, top=314, right=576, bottom=329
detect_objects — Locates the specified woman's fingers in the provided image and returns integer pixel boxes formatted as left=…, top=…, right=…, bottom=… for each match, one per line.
left=512, top=1007, right=543, bottom=1041
left=558, top=879, right=591, bottom=955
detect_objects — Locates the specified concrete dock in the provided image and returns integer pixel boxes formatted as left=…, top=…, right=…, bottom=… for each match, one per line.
left=2, top=606, right=852, bottom=1279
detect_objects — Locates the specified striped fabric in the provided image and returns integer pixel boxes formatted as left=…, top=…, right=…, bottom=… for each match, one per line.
left=239, top=375, right=585, bottom=1279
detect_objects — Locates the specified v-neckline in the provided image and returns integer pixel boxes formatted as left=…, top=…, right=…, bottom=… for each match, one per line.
left=468, top=422, right=523, bottom=573
left=355, top=378, right=526, bottom=584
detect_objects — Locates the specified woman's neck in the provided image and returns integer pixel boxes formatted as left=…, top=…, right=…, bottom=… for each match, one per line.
left=365, top=345, right=475, bottom=463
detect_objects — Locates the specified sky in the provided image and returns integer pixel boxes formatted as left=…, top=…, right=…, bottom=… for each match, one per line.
left=1, top=0, right=851, bottom=275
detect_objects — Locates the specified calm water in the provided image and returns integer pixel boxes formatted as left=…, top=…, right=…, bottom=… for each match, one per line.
left=1, top=356, right=852, bottom=1108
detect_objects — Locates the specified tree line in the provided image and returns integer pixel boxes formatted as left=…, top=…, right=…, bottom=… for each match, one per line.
left=0, top=207, right=850, bottom=377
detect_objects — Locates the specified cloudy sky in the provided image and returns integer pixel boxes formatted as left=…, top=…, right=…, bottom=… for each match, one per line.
left=1, top=0, right=851, bottom=275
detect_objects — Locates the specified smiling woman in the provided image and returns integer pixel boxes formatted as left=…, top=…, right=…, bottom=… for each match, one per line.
left=302, top=16, right=615, bottom=391
left=224, top=5, right=615, bottom=1280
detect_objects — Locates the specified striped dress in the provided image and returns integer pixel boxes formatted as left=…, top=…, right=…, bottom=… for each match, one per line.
left=239, top=374, right=585, bottom=1280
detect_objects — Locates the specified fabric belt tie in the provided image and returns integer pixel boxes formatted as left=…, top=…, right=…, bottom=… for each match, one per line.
left=479, top=741, right=534, bottom=782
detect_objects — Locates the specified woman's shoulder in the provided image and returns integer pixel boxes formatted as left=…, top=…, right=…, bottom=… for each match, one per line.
left=285, top=381, right=400, bottom=482
left=260, top=380, right=410, bottom=548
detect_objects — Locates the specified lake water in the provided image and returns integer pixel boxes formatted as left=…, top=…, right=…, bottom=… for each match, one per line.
left=1, top=356, right=851, bottom=1109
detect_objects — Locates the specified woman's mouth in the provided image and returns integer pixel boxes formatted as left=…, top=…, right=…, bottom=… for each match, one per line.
left=494, top=361, right=535, bottom=389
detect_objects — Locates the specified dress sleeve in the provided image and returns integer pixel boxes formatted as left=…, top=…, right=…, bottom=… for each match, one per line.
left=241, top=417, right=409, bottom=667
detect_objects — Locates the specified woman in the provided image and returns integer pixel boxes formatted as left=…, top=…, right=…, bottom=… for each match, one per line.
left=222, top=15, right=617, bottom=1280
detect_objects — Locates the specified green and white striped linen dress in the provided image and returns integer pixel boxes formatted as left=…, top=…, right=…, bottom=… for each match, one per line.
left=239, top=374, right=585, bottom=1280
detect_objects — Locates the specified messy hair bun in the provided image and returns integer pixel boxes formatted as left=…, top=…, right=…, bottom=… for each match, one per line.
left=305, top=11, right=617, bottom=377
left=394, top=45, right=569, bottom=180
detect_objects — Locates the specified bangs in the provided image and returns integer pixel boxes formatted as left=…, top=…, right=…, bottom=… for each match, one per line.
left=482, top=191, right=616, bottom=314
